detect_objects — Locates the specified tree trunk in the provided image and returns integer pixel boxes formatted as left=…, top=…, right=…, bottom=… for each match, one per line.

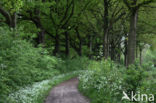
left=127, top=9, right=138, bottom=66
left=124, top=38, right=128, bottom=66
left=53, top=30, right=60, bottom=55
left=34, top=20, right=45, bottom=45
left=32, top=9, right=45, bottom=45
left=79, top=41, right=82, bottom=56
left=117, top=42, right=121, bottom=63
left=10, top=12, right=17, bottom=28
left=89, top=36, right=92, bottom=58
left=0, top=7, right=17, bottom=29
left=139, top=48, right=142, bottom=65
left=38, top=29, right=45, bottom=44
left=75, top=27, right=82, bottom=56
left=65, top=31, right=69, bottom=56
left=103, top=0, right=109, bottom=59
left=110, top=41, right=115, bottom=61
left=136, top=45, right=138, bottom=58
left=88, top=35, right=93, bottom=58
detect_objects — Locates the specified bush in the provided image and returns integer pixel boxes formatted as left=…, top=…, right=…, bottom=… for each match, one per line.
left=140, top=66, right=156, bottom=103
left=79, top=59, right=156, bottom=103
left=122, top=64, right=144, bottom=99
left=143, top=49, right=156, bottom=66
left=79, top=59, right=125, bottom=103
left=0, top=28, right=60, bottom=102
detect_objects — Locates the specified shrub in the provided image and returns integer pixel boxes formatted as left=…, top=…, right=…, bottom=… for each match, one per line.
left=122, top=64, right=144, bottom=99
left=79, top=58, right=156, bottom=103
left=0, top=27, right=60, bottom=102
left=79, top=59, right=125, bottom=103
left=140, top=66, right=156, bottom=103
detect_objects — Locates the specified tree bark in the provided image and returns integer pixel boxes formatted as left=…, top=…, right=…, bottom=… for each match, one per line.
left=89, top=35, right=93, bottom=58
left=32, top=18, right=45, bottom=45
left=103, top=0, right=109, bottom=59
left=127, top=9, right=138, bottom=66
left=65, top=31, right=70, bottom=56
left=0, top=6, right=11, bottom=26
left=38, top=29, right=45, bottom=44
left=10, top=12, right=17, bottom=28
left=75, top=27, right=82, bottom=56
left=124, top=38, right=128, bottom=66
left=53, top=30, right=60, bottom=55
left=117, top=43, right=121, bottom=63
left=139, top=48, right=142, bottom=65
left=110, top=41, right=115, bottom=61
left=0, top=7, right=17, bottom=29
left=136, top=45, right=138, bottom=58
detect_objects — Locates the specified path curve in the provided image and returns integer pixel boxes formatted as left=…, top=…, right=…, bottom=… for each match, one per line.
left=45, top=78, right=90, bottom=103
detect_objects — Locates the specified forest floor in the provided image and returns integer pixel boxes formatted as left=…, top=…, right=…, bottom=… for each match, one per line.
left=44, top=77, right=90, bottom=103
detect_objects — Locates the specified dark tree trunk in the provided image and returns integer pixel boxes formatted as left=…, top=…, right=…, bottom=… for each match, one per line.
left=79, top=41, right=82, bottom=56
left=33, top=20, right=45, bottom=45
left=0, top=7, right=16, bottom=28
left=10, top=12, right=17, bottom=28
left=89, top=36, right=92, bottom=58
left=139, top=48, right=142, bottom=65
left=31, top=8, right=45, bottom=45
left=0, top=7, right=17, bottom=29
left=110, top=41, right=115, bottom=61
left=124, top=38, right=128, bottom=66
left=136, top=45, right=138, bottom=58
left=103, top=0, right=109, bottom=59
left=38, top=29, right=45, bottom=44
left=117, top=42, right=121, bottom=63
left=127, top=9, right=138, bottom=66
left=75, top=27, right=82, bottom=56
left=53, top=30, right=60, bottom=55
left=65, top=31, right=69, bottom=56
left=88, top=35, right=93, bottom=58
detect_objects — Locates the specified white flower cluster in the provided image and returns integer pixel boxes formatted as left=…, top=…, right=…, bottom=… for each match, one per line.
left=78, top=70, right=94, bottom=89
left=8, top=80, right=50, bottom=103
left=8, top=70, right=84, bottom=103
left=79, top=70, right=123, bottom=96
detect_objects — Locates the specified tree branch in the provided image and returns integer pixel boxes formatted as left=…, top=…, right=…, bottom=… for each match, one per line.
left=60, top=0, right=72, bottom=24
left=50, top=6, right=57, bottom=26
left=137, top=0, right=154, bottom=8
left=0, top=6, right=11, bottom=25
left=123, top=0, right=131, bottom=9
left=61, top=0, right=74, bottom=28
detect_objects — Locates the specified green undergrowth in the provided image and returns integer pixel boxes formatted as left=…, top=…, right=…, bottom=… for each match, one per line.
left=78, top=59, right=156, bottom=103
left=0, top=28, right=60, bottom=102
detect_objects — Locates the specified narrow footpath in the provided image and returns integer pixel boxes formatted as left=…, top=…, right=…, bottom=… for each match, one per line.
left=45, top=78, right=90, bottom=103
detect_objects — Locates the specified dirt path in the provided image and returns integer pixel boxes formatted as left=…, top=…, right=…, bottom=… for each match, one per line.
left=45, top=78, right=90, bottom=103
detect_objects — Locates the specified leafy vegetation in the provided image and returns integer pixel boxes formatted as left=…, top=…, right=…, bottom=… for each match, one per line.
left=79, top=60, right=124, bottom=103
left=79, top=59, right=156, bottom=103
left=0, top=27, right=60, bottom=102
left=0, top=0, right=156, bottom=103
